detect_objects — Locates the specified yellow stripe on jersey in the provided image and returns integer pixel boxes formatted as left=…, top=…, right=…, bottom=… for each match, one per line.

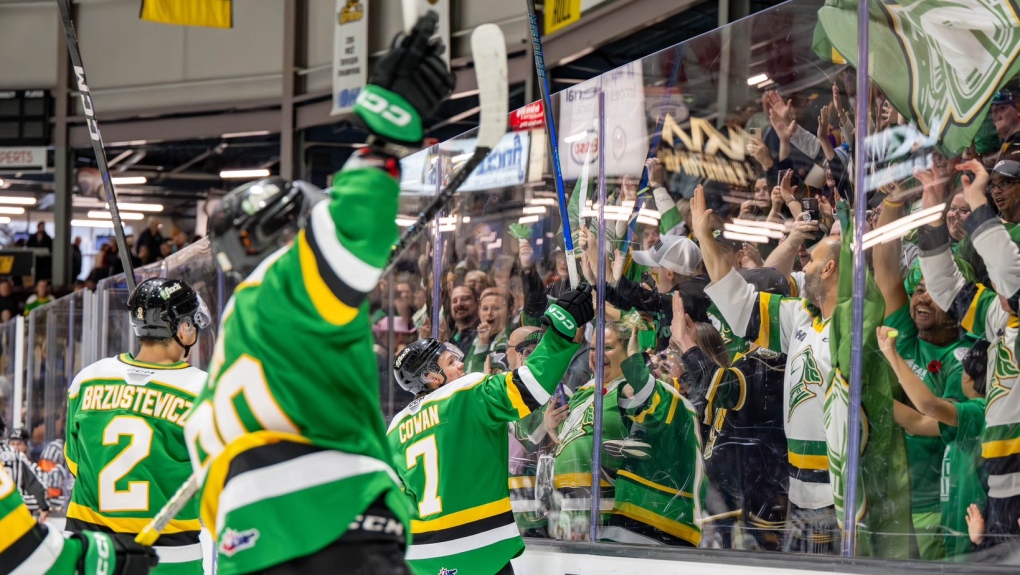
left=664, top=391, right=679, bottom=425
left=503, top=373, right=531, bottom=419
left=0, top=504, right=35, bottom=552
left=118, top=354, right=190, bottom=370
left=64, top=443, right=78, bottom=476
left=553, top=473, right=612, bottom=489
left=961, top=284, right=987, bottom=333
left=297, top=230, right=359, bottom=327
left=629, top=392, right=662, bottom=425
left=982, top=437, right=1020, bottom=459
left=617, top=470, right=694, bottom=499
left=615, top=502, right=701, bottom=546
left=66, top=502, right=200, bottom=534
left=755, top=295, right=773, bottom=349
left=508, top=476, right=535, bottom=489
left=788, top=452, right=829, bottom=470
left=201, top=430, right=312, bottom=535
left=411, top=497, right=512, bottom=534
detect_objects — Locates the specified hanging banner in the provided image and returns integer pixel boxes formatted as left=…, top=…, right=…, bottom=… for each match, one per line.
left=0, top=147, right=46, bottom=171
left=330, top=0, right=368, bottom=116
left=557, top=61, right=647, bottom=180
left=545, top=0, right=581, bottom=34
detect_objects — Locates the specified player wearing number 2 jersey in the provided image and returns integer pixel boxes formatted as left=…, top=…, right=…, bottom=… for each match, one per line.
left=65, top=278, right=211, bottom=575
left=387, top=284, right=595, bottom=575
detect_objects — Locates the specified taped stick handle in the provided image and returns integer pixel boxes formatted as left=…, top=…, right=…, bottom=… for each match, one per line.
left=135, top=474, right=199, bottom=547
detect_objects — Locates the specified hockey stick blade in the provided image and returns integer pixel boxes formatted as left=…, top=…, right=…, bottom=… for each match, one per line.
left=135, top=474, right=199, bottom=547
left=402, top=0, right=420, bottom=34
left=385, top=24, right=508, bottom=274
left=56, top=0, right=136, bottom=292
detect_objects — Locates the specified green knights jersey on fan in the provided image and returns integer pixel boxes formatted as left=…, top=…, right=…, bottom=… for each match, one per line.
left=884, top=304, right=971, bottom=516
left=182, top=167, right=412, bottom=575
left=65, top=354, right=206, bottom=575
left=387, top=327, right=579, bottom=575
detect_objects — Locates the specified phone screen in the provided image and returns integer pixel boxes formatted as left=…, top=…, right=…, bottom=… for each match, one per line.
left=801, top=197, right=819, bottom=221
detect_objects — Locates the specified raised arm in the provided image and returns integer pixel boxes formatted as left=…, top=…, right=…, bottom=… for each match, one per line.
left=872, top=190, right=911, bottom=318
left=763, top=219, right=819, bottom=277
left=877, top=326, right=959, bottom=426
left=959, top=159, right=1020, bottom=310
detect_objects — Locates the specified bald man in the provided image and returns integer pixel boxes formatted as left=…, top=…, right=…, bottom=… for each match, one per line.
left=507, top=326, right=542, bottom=371
left=692, top=184, right=844, bottom=554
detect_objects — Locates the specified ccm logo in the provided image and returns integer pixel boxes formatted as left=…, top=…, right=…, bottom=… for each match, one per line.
left=355, top=92, right=411, bottom=127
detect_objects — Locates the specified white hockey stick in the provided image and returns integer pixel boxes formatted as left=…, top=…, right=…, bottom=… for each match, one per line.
left=137, top=22, right=509, bottom=546
left=385, top=23, right=509, bottom=273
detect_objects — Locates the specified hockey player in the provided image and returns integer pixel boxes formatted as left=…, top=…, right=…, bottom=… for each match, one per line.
left=65, top=278, right=210, bottom=575
left=388, top=283, right=595, bottom=575
left=0, top=465, right=158, bottom=574
left=1, top=416, right=50, bottom=523
left=181, top=12, right=455, bottom=575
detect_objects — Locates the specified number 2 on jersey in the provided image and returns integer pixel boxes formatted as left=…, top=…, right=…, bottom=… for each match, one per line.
left=406, top=435, right=442, bottom=516
left=99, top=415, right=153, bottom=512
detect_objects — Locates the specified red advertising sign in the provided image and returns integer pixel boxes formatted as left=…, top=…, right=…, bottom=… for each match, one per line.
left=510, top=101, right=544, bottom=131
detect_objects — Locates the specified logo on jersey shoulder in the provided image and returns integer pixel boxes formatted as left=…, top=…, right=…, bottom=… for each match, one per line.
left=438, top=568, right=458, bottom=575
left=788, top=347, right=824, bottom=422
left=219, top=528, right=260, bottom=556
left=989, top=340, right=1019, bottom=407
left=795, top=330, right=807, bottom=342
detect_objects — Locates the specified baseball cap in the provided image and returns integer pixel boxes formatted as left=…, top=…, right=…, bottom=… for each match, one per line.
left=8, top=427, right=27, bottom=442
left=991, top=158, right=1020, bottom=180
left=631, top=235, right=702, bottom=276
left=711, top=228, right=742, bottom=252
left=993, top=89, right=1017, bottom=106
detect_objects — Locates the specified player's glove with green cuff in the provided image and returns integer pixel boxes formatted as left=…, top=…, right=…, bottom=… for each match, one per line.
left=542, top=282, right=595, bottom=339
left=76, top=531, right=159, bottom=575
left=354, top=11, right=456, bottom=148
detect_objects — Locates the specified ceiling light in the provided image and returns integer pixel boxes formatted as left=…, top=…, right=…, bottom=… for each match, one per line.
left=111, top=176, right=147, bottom=185
left=530, top=198, right=557, bottom=206
left=88, top=211, right=145, bottom=221
left=220, top=169, right=271, bottom=179
left=71, top=219, right=115, bottom=228
left=522, top=206, right=547, bottom=215
left=0, top=196, right=36, bottom=205
left=747, top=73, right=769, bottom=86
left=0, top=179, right=5, bottom=187
left=0, top=207, right=25, bottom=215
left=395, top=217, right=416, bottom=227
left=221, top=130, right=272, bottom=139
left=111, top=202, right=163, bottom=213
left=518, top=215, right=540, bottom=224
left=0, top=217, right=10, bottom=224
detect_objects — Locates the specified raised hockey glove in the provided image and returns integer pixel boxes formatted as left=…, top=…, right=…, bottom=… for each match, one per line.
left=75, top=530, right=159, bottom=575
left=355, top=11, right=456, bottom=149
left=542, top=282, right=595, bottom=339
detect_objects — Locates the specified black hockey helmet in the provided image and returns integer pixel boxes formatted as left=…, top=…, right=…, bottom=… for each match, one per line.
left=210, top=178, right=327, bottom=280
left=394, top=338, right=463, bottom=395
left=128, top=278, right=211, bottom=355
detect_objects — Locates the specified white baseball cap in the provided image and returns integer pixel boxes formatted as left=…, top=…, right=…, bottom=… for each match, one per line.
left=631, top=235, right=702, bottom=276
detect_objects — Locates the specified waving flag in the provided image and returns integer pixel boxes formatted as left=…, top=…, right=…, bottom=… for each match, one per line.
left=813, top=0, right=1020, bottom=154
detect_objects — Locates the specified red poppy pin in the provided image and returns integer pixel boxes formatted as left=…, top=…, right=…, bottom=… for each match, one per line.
left=927, top=360, right=942, bottom=375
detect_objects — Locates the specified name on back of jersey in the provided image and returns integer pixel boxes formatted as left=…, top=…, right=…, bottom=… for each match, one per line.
left=396, top=404, right=441, bottom=444
left=80, top=383, right=193, bottom=428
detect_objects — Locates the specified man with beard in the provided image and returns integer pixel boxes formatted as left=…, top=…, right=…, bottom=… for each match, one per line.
left=991, top=90, right=1020, bottom=158
left=691, top=185, right=844, bottom=554
left=875, top=189, right=973, bottom=560
left=449, top=284, right=480, bottom=354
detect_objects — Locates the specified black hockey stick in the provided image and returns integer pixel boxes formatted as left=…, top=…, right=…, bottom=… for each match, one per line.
left=383, top=22, right=509, bottom=275
left=56, top=0, right=137, bottom=292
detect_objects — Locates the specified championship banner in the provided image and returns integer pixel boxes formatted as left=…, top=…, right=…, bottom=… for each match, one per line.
left=330, top=0, right=368, bottom=116
left=557, top=61, right=647, bottom=180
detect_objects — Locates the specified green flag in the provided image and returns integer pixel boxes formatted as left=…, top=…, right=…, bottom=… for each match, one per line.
left=827, top=201, right=912, bottom=558
left=812, top=0, right=1020, bottom=154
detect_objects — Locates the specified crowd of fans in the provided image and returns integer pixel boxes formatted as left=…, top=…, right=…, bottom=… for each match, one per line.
left=367, top=77, right=1020, bottom=563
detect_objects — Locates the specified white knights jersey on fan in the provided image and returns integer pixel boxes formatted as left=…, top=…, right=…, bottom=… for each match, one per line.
left=706, top=269, right=834, bottom=510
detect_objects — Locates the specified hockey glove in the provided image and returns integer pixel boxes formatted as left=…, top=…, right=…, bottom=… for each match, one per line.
left=354, top=11, right=456, bottom=149
left=76, top=530, right=159, bottom=575
left=542, top=282, right=595, bottom=339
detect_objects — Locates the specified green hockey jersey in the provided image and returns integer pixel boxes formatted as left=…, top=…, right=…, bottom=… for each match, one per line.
left=2, top=464, right=162, bottom=575
left=183, top=167, right=411, bottom=575
left=387, top=328, right=579, bottom=575
left=65, top=354, right=206, bottom=574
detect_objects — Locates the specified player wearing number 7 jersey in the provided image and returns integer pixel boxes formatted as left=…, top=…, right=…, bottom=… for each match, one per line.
left=65, top=278, right=211, bottom=575
left=388, top=284, right=595, bottom=575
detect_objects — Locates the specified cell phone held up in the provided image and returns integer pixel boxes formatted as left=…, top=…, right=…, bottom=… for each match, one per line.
left=801, top=197, right=819, bottom=222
